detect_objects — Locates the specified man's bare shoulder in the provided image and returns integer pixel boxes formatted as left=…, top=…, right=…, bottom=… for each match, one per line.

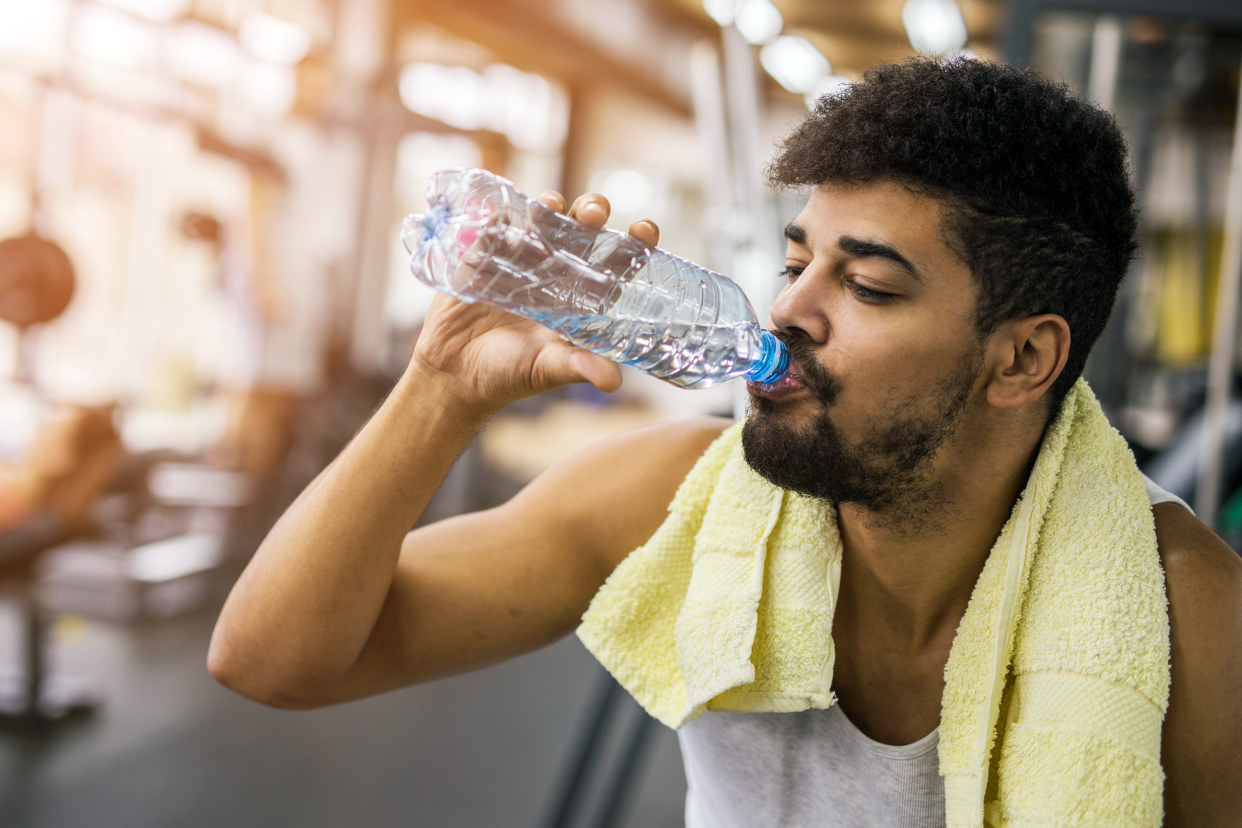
left=505, top=416, right=734, bottom=570
left=586, top=415, right=735, bottom=473
left=518, top=415, right=732, bottom=494
left=1153, top=502, right=1242, bottom=613
left=1151, top=503, right=1242, bottom=825
left=1152, top=503, right=1242, bottom=680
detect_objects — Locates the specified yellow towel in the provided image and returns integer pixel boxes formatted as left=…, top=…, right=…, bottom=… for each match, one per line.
left=577, top=379, right=1170, bottom=827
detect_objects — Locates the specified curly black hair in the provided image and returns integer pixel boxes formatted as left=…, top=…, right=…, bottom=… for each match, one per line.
left=767, top=57, right=1139, bottom=413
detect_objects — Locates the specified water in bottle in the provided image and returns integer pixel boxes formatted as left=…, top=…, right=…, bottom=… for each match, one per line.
left=402, top=168, right=787, bottom=389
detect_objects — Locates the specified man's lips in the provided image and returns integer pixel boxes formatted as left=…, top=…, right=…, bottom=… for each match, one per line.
left=746, top=366, right=810, bottom=401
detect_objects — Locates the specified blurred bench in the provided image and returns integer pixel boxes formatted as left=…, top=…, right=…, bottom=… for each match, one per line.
left=0, top=511, right=97, bottom=727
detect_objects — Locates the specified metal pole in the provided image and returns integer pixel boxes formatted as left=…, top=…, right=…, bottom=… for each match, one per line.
left=720, top=25, right=781, bottom=421
left=589, top=711, right=657, bottom=828
left=1087, top=16, right=1121, bottom=112
left=689, top=39, right=734, bottom=281
left=21, top=585, right=44, bottom=720
left=721, top=25, right=766, bottom=236
left=1195, top=55, right=1242, bottom=525
left=1080, top=15, right=1131, bottom=413
left=349, top=113, right=400, bottom=374
left=541, top=672, right=623, bottom=828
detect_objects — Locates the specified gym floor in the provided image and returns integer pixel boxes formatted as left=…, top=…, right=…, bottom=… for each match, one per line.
left=0, top=598, right=687, bottom=828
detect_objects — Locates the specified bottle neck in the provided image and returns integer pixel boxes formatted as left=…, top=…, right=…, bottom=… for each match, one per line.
left=745, top=330, right=788, bottom=383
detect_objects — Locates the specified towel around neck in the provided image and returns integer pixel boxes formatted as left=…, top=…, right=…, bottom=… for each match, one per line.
left=578, top=379, right=1169, bottom=827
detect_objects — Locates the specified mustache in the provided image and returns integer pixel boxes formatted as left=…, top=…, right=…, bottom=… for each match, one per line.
left=771, top=329, right=841, bottom=405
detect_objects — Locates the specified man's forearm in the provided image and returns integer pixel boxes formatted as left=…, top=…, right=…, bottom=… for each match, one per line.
left=208, top=362, right=490, bottom=705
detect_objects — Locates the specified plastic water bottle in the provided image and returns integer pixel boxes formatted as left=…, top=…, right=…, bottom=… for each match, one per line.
left=402, top=168, right=787, bottom=389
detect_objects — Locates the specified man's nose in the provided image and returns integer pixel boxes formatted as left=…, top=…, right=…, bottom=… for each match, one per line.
left=768, top=274, right=830, bottom=343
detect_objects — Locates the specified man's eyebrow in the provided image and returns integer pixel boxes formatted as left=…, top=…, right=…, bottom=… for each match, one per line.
left=837, top=235, right=923, bottom=282
left=784, top=222, right=807, bottom=246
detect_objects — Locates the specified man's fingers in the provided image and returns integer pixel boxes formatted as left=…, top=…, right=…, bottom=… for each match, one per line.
left=627, top=219, right=659, bottom=248
left=569, top=194, right=610, bottom=228
left=539, top=191, right=657, bottom=248
left=536, top=190, right=567, bottom=213
left=567, top=348, right=622, bottom=393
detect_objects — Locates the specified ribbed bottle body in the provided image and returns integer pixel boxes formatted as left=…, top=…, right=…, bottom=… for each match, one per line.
left=404, top=168, right=785, bottom=388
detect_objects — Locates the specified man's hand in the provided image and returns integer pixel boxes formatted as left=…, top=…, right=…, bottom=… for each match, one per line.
left=409, top=190, right=661, bottom=414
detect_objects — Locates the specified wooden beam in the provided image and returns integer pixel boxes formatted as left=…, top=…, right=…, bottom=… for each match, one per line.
left=401, top=0, right=695, bottom=116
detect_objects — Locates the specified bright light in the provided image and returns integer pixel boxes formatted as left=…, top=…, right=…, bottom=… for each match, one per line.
left=95, top=0, right=189, bottom=23
left=702, top=0, right=740, bottom=26
left=760, top=36, right=829, bottom=94
left=162, top=22, right=239, bottom=88
left=238, top=12, right=310, bottom=66
left=902, top=0, right=968, bottom=56
left=398, top=132, right=482, bottom=183
left=234, top=58, right=297, bottom=118
left=129, top=534, right=222, bottom=583
left=400, top=63, right=488, bottom=131
left=803, top=74, right=850, bottom=108
left=399, top=62, right=568, bottom=152
left=0, top=0, right=71, bottom=71
left=734, top=0, right=783, bottom=45
left=601, top=169, right=653, bottom=213
left=72, top=5, right=160, bottom=69
left=485, top=63, right=568, bottom=151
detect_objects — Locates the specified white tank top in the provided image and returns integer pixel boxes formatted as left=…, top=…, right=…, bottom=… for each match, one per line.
left=678, top=477, right=1188, bottom=828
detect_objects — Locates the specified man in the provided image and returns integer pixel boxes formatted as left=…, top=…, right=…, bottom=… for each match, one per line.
left=209, top=59, right=1242, bottom=825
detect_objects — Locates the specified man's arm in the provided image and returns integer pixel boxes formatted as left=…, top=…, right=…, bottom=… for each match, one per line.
left=1153, top=503, right=1242, bottom=826
left=210, top=399, right=725, bottom=708
left=326, top=416, right=728, bottom=703
left=208, top=192, right=730, bottom=709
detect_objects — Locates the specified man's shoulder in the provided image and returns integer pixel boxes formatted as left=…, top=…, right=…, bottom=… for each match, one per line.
left=507, top=416, right=734, bottom=564
left=580, top=415, right=734, bottom=493
left=527, top=415, right=732, bottom=488
left=1151, top=503, right=1242, bottom=823
left=1152, top=503, right=1242, bottom=609
left=630, top=416, right=735, bottom=460
left=1152, top=503, right=1242, bottom=659
left=571, top=416, right=733, bottom=475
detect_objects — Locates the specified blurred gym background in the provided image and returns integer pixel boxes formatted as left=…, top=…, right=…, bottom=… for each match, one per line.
left=0, top=1, right=1237, bottom=826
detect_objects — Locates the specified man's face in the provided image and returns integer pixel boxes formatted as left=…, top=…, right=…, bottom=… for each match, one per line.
left=742, top=181, right=985, bottom=519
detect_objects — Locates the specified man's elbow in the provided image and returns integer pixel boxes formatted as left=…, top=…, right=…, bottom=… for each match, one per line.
left=206, top=636, right=326, bottom=711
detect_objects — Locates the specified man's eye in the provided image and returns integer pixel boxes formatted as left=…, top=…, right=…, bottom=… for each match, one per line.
left=845, top=279, right=895, bottom=303
left=779, top=267, right=804, bottom=280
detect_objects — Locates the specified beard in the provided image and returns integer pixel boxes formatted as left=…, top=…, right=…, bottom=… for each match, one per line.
left=741, top=330, right=981, bottom=526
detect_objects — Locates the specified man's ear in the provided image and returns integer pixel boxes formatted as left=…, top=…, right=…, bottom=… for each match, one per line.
left=984, top=314, right=1071, bottom=409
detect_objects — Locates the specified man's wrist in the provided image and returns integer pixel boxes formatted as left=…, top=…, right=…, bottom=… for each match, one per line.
left=394, top=358, right=498, bottom=435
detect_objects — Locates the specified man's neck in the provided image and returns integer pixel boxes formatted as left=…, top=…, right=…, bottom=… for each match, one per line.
left=834, top=408, right=1046, bottom=648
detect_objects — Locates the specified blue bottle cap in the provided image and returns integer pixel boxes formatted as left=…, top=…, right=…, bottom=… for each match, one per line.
left=745, top=330, right=788, bottom=383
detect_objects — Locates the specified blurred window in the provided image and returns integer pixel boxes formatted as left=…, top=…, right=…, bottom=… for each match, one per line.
left=95, top=0, right=189, bottom=23
left=162, top=21, right=240, bottom=90
left=386, top=132, right=483, bottom=330
left=398, top=62, right=568, bottom=153
left=0, top=0, right=71, bottom=73
left=72, top=5, right=161, bottom=70
left=234, top=57, right=297, bottom=120
left=238, top=12, right=310, bottom=66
